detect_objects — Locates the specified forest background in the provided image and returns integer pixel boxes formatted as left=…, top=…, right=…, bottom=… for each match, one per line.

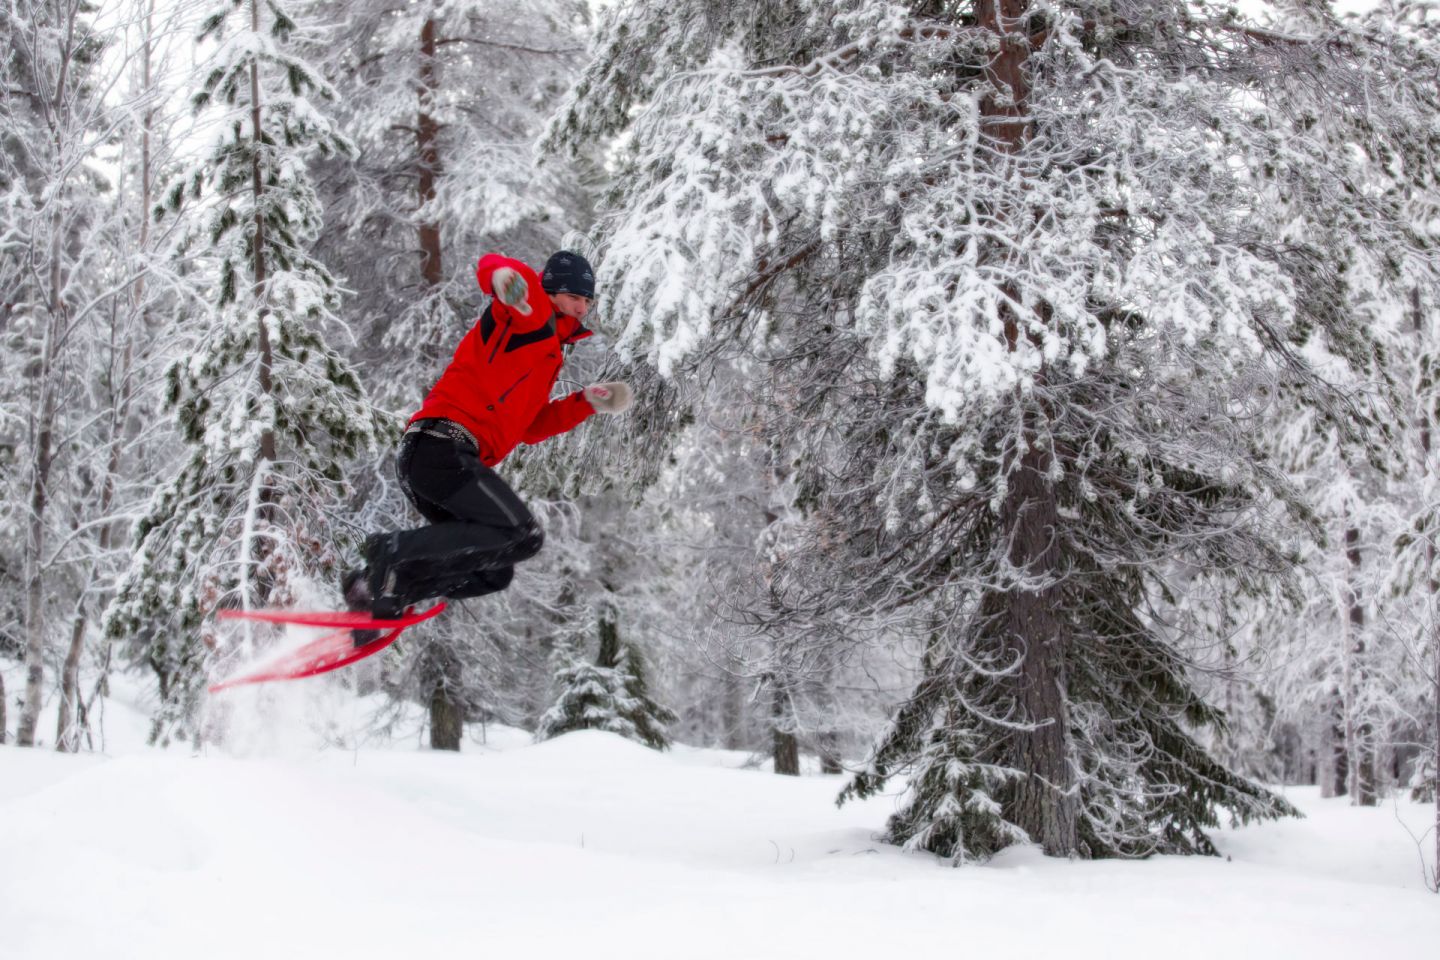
left=1, top=0, right=1437, bottom=870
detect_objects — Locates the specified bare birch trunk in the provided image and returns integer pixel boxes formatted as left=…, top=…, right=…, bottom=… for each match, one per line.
left=18, top=407, right=52, bottom=745
left=18, top=193, right=66, bottom=748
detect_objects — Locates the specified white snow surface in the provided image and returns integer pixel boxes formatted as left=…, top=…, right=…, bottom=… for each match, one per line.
left=0, top=674, right=1435, bottom=960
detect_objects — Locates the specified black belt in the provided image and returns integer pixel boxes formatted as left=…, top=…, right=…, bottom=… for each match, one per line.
left=405, top=418, right=479, bottom=452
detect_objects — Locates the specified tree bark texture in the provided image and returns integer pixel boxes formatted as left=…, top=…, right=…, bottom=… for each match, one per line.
left=1413, top=286, right=1438, bottom=883
left=238, top=0, right=278, bottom=626
left=55, top=611, right=85, bottom=751
left=977, top=0, right=1033, bottom=155
left=817, top=731, right=843, bottom=775
left=18, top=380, right=54, bottom=746
left=249, top=0, right=275, bottom=466
left=1320, top=699, right=1348, bottom=798
left=18, top=9, right=80, bottom=737
left=429, top=670, right=463, bottom=751
left=976, top=0, right=1076, bottom=855
left=1343, top=525, right=1377, bottom=805
left=417, top=18, right=443, bottom=289
left=771, top=678, right=799, bottom=776
left=598, top=612, right=621, bottom=670
left=997, top=435, right=1077, bottom=855
left=18, top=156, right=67, bottom=747
left=722, top=666, right=744, bottom=751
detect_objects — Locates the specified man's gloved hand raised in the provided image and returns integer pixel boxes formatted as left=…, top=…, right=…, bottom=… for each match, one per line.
left=584, top=382, right=633, bottom=414
left=492, top=266, right=532, bottom=316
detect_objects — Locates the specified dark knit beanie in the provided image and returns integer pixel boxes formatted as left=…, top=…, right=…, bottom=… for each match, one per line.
left=541, top=251, right=596, bottom=299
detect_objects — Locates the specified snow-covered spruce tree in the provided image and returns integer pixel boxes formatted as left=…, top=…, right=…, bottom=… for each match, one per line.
left=548, top=1, right=1440, bottom=858
left=536, top=597, right=675, bottom=750
left=103, top=0, right=383, bottom=743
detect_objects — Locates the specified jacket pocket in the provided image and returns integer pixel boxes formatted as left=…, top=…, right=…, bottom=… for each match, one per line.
left=498, top=371, right=531, bottom=403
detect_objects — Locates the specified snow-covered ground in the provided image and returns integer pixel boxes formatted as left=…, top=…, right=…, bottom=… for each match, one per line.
left=0, top=670, right=1435, bottom=960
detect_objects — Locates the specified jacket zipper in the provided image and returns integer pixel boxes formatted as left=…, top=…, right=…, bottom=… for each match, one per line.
left=488, top=317, right=512, bottom=363
left=498, top=371, right=531, bottom=403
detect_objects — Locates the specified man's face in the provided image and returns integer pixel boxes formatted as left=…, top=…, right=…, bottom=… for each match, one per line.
left=552, top=291, right=592, bottom=321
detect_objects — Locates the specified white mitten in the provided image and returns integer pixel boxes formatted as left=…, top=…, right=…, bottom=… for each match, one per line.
left=492, top=266, right=531, bottom=316
left=584, top=381, right=633, bottom=414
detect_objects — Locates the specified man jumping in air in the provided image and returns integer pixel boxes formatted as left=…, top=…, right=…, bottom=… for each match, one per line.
left=343, top=250, right=631, bottom=642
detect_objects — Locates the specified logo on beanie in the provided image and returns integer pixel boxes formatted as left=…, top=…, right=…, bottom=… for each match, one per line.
left=542, top=251, right=596, bottom=299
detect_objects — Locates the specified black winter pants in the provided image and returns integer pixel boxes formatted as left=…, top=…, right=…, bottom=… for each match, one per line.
left=367, top=422, right=543, bottom=612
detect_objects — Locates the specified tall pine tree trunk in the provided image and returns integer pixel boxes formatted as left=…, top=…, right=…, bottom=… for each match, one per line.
left=413, top=18, right=468, bottom=741
left=995, top=431, right=1077, bottom=854
left=975, top=0, right=1077, bottom=855
left=242, top=0, right=278, bottom=621
left=249, top=0, right=274, bottom=467
left=417, top=17, right=442, bottom=289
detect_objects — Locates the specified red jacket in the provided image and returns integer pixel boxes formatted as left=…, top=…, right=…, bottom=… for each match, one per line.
left=411, top=253, right=595, bottom=466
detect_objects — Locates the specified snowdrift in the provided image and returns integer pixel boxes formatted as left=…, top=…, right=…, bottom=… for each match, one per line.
left=0, top=682, right=1434, bottom=960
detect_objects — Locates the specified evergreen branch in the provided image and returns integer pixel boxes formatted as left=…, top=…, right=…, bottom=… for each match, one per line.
left=744, top=21, right=981, bottom=79
left=434, top=37, right=584, bottom=56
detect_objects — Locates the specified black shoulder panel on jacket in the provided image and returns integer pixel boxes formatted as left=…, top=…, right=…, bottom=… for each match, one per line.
left=505, top=316, right=557, bottom=353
